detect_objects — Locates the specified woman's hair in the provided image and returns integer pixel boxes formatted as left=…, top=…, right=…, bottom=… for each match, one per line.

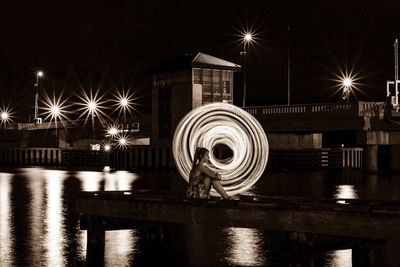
left=191, top=147, right=209, bottom=170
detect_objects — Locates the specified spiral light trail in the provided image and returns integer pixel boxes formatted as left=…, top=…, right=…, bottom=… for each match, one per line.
left=173, top=103, right=269, bottom=196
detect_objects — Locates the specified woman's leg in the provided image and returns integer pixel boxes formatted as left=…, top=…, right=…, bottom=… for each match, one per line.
left=203, top=177, right=212, bottom=192
left=211, top=180, right=230, bottom=199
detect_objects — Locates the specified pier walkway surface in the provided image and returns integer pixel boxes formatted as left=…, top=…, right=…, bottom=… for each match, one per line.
left=77, top=191, right=400, bottom=265
left=77, top=190, right=400, bottom=239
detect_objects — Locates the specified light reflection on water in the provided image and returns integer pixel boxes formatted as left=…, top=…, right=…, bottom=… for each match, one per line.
left=334, top=184, right=359, bottom=204
left=223, top=227, right=266, bottom=266
left=0, top=168, right=400, bottom=266
left=44, top=170, right=66, bottom=267
left=105, top=230, right=138, bottom=266
left=329, top=249, right=352, bottom=267
left=27, top=168, right=46, bottom=264
left=0, top=173, right=14, bottom=267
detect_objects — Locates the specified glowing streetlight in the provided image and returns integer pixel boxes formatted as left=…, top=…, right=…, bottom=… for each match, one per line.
left=341, top=77, right=353, bottom=102
left=107, top=126, right=119, bottom=137
left=76, top=89, right=109, bottom=124
left=113, top=90, right=136, bottom=128
left=50, top=105, right=60, bottom=117
left=88, top=101, right=97, bottom=112
left=244, top=33, right=252, bottom=42
left=104, top=144, right=111, bottom=151
left=41, top=93, right=70, bottom=127
left=120, top=98, right=128, bottom=107
left=241, top=32, right=253, bottom=107
left=119, top=138, right=127, bottom=145
left=1, top=112, right=8, bottom=120
left=116, top=134, right=130, bottom=149
left=0, top=106, right=14, bottom=128
left=34, top=70, right=44, bottom=124
left=343, top=78, right=352, bottom=88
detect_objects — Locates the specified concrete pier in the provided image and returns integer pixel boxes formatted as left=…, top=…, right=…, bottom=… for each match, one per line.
left=390, top=145, right=400, bottom=173
left=365, top=145, right=378, bottom=173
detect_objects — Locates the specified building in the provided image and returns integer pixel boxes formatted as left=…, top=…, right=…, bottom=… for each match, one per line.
left=151, top=52, right=241, bottom=145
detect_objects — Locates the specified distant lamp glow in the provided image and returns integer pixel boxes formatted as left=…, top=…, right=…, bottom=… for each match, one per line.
left=103, top=166, right=111, bottom=172
left=1, top=112, right=9, bottom=120
left=41, top=93, right=70, bottom=127
left=343, top=78, right=352, bottom=87
left=341, top=76, right=354, bottom=102
left=50, top=105, right=60, bottom=116
left=104, top=144, right=111, bottom=151
left=120, top=98, right=128, bottom=107
left=332, top=68, right=360, bottom=103
left=107, top=127, right=119, bottom=136
left=116, top=134, right=130, bottom=149
left=37, top=71, right=44, bottom=77
left=0, top=106, right=14, bottom=127
left=241, top=31, right=256, bottom=107
left=88, top=101, right=97, bottom=111
left=244, top=33, right=253, bottom=42
left=119, top=138, right=127, bottom=145
left=76, top=89, right=109, bottom=125
left=112, top=89, right=138, bottom=125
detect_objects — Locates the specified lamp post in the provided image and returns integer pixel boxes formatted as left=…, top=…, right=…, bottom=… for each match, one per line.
left=88, top=100, right=97, bottom=144
left=342, top=77, right=352, bottom=103
left=34, top=71, right=44, bottom=124
left=120, top=97, right=128, bottom=129
left=50, top=104, right=61, bottom=145
left=241, top=33, right=252, bottom=107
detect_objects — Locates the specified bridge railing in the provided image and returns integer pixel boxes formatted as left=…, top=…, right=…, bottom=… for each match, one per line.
left=244, top=101, right=385, bottom=118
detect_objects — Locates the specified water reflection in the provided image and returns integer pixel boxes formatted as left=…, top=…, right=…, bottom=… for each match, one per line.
left=334, top=185, right=358, bottom=204
left=1, top=168, right=400, bottom=266
left=44, top=170, right=66, bottom=266
left=328, top=249, right=352, bottom=267
left=104, top=171, right=138, bottom=191
left=27, top=168, right=45, bottom=264
left=76, top=171, right=103, bottom=191
left=105, top=230, right=138, bottom=266
left=0, top=173, right=14, bottom=266
left=223, top=227, right=266, bottom=266
left=76, top=170, right=138, bottom=191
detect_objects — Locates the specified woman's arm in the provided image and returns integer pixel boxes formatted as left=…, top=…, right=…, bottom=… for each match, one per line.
left=199, top=164, right=220, bottom=179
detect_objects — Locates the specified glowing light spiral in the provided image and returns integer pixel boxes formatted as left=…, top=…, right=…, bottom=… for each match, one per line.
left=173, top=103, right=269, bottom=196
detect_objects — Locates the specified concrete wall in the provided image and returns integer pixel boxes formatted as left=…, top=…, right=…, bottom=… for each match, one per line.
left=267, top=133, right=322, bottom=150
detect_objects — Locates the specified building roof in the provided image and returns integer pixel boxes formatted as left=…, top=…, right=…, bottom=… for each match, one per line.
left=149, top=52, right=241, bottom=73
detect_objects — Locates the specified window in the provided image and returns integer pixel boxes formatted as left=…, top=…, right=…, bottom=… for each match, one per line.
left=223, top=81, right=230, bottom=94
left=193, top=68, right=202, bottom=84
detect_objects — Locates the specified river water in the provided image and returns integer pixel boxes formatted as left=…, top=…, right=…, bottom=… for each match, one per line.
left=1, top=167, right=400, bottom=266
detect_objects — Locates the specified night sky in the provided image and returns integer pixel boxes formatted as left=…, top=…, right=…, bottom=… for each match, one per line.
left=1, top=0, right=400, bottom=120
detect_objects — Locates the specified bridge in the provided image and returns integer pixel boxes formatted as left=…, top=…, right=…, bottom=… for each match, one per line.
left=243, top=101, right=397, bottom=132
left=4, top=101, right=400, bottom=172
left=6, top=120, right=140, bottom=132
left=244, top=101, right=400, bottom=172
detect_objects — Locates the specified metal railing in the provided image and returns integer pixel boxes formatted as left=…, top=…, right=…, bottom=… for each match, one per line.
left=342, top=147, right=363, bottom=169
left=244, top=101, right=386, bottom=118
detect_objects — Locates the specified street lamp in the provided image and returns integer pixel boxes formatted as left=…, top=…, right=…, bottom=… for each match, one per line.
left=120, top=97, right=129, bottom=128
left=34, top=71, right=44, bottom=124
left=113, top=90, right=134, bottom=130
left=241, top=33, right=253, bottom=107
left=341, top=77, right=353, bottom=102
left=107, top=126, right=119, bottom=137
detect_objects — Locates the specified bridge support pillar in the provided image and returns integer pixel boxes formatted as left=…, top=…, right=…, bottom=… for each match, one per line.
left=390, top=145, right=400, bottom=173
left=86, top=216, right=105, bottom=267
left=364, top=145, right=378, bottom=173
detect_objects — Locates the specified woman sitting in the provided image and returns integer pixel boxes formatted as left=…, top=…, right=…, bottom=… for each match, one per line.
left=187, top=147, right=233, bottom=200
